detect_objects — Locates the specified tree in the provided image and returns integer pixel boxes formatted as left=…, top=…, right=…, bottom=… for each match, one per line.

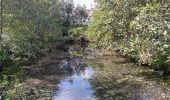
left=87, top=0, right=170, bottom=71
left=1, top=0, right=65, bottom=61
left=73, top=4, right=88, bottom=26
left=61, top=0, right=74, bottom=36
left=0, top=0, right=2, bottom=41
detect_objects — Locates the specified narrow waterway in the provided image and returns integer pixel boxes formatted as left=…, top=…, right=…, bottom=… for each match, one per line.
left=53, top=66, right=95, bottom=100
left=1, top=43, right=170, bottom=100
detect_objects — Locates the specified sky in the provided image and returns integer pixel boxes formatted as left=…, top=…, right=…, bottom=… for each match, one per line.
left=73, top=0, right=95, bottom=9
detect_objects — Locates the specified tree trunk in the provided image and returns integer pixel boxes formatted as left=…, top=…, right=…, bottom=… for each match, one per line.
left=0, top=0, right=3, bottom=41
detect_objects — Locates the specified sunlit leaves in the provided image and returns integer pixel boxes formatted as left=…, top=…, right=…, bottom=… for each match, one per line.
left=87, top=0, right=170, bottom=68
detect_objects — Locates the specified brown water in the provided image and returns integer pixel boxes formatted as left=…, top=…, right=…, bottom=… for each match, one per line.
left=1, top=43, right=170, bottom=100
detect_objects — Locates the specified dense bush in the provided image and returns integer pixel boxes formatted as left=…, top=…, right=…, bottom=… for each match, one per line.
left=130, top=4, right=170, bottom=67
left=87, top=0, right=170, bottom=73
left=0, top=0, right=64, bottom=64
left=0, top=0, right=89, bottom=64
left=69, top=26, right=88, bottom=42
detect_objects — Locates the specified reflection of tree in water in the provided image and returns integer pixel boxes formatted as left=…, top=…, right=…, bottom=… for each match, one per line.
left=53, top=44, right=95, bottom=100
left=60, top=58, right=87, bottom=78
left=60, top=43, right=89, bottom=77
left=1, top=43, right=90, bottom=99
left=1, top=43, right=92, bottom=99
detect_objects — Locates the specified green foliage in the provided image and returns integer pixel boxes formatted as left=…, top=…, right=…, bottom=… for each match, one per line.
left=69, top=26, right=88, bottom=41
left=0, top=48, right=10, bottom=63
left=0, top=0, right=90, bottom=97
left=1, top=0, right=65, bottom=63
left=130, top=4, right=170, bottom=67
left=87, top=0, right=170, bottom=71
left=60, top=1, right=89, bottom=36
left=1, top=0, right=89, bottom=63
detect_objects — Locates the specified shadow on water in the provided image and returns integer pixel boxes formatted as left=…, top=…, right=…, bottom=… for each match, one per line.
left=89, top=55, right=170, bottom=100
left=0, top=43, right=97, bottom=99
left=52, top=43, right=96, bottom=100
left=1, top=43, right=170, bottom=100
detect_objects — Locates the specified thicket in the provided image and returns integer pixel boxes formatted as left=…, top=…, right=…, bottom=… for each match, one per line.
left=0, top=0, right=65, bottom=95
left=0, top=0, right=89, bottom=94
left=87, top=0, right=170, bottom=74
left=0, top=0, right=89, bottom=65
left=1, top=0, right=62, bottom=65
left=66, top=4, right=89, bottom=42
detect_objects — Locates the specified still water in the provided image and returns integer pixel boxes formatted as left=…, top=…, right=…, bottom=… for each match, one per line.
left=53, top=66, right=95, bottom=100
left=1, top=43, right=170, bottom=100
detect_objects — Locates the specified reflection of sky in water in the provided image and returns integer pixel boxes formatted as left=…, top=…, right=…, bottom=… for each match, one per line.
left=53, top=67, right=95, bottom=100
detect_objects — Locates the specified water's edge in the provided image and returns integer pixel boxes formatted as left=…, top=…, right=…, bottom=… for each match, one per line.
left=0, top=43, right=170, bottom=100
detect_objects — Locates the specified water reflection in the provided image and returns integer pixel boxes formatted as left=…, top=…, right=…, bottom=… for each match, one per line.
left=2, top=43, right=170, bottom=99
left=53, top=43, right=95, bottom=100
left=53, top=66, right=95, bottom=100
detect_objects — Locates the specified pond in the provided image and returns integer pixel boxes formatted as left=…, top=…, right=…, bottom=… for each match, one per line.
left=0, top=43, right=170, bottom=100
